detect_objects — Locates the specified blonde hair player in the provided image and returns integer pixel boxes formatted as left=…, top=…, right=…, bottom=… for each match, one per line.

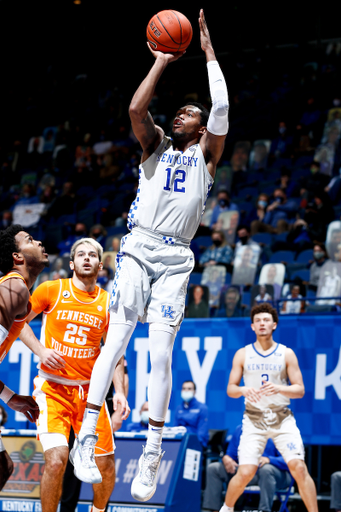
left=19, top=238, right=130, bottom=512
left=219, top=303, right=318, bottom=512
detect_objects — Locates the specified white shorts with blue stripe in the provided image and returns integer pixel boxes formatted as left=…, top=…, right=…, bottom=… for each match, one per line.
left=109, top=227, right=194, bottom=326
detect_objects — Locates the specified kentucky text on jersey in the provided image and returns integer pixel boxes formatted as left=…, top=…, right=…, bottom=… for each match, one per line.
left=156, top=152, right=199, bottom=167
left=55, top=309, right=104, bottom=330
left=247, top=363, right=283, bottom=372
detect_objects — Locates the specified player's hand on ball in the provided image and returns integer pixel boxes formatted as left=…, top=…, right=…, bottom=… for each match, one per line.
left=8, top=394, right=40, bottom=422
left=147, top=43, right=185, bottom=62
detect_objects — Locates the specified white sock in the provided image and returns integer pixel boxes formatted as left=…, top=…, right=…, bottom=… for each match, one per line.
left=79, top=408, right=100, bottom=438
left=220, top=505, right=234, bottom=512
left=146, top=424, right=164, bottom=454
left=91, top=506, right=105, bottom=512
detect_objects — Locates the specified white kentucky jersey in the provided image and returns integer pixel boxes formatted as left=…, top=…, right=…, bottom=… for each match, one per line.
left=243, top=342, right=291, bottom=411
left=127, top=136, right=213, bottom=241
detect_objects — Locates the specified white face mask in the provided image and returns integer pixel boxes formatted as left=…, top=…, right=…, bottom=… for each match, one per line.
left=181, top=390, right=195, bottom=402
left=140, top=411, right=149, bottom=424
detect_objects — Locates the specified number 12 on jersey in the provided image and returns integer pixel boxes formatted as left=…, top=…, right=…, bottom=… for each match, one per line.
left=164, top=168, right=186, bottom=193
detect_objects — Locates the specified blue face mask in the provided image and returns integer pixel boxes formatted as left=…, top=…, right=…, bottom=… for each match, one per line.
left=97, top=276, right=108, bottom=286
left=258, top=200, right=267, bottom=208
left=181, top=391, right=194, bottom=402
left=140, top=411, right=149, bottom=424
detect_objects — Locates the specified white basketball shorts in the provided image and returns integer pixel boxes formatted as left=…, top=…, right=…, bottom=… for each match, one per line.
left=238, top=412, right=305, bottom=465
left=109, top=227, right=195, bottom=326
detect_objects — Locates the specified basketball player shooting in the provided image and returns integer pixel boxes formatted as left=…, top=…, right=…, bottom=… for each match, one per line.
left=72, top=9, right=229, bottom=502
left=220, top=303, right=318, bottom=512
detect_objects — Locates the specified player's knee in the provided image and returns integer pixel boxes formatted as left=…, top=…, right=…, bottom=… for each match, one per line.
left=288, top=459, right=307, bottom=481
left=97, top=455, right=115, bottom=479
left=237, top=465, right=257, bottom=482
left=45, top=453, right=68, bottom=476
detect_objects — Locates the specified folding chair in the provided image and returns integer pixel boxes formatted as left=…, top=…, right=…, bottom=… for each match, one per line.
left=243, top=475, right=295, bottom=512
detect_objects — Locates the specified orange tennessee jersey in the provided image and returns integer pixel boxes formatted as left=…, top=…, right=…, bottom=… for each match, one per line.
left=0, top=271, right=32, bottom=364
left=31, top=278, right=110, bottom=383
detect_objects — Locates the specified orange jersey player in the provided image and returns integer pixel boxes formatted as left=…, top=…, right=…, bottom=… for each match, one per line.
left=19, top=238, right=130, bottom=512
left=0, top=225, right=49, bottom=490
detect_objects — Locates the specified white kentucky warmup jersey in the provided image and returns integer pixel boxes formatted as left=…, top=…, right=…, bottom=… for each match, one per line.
left=243, top=342, right=291, bottom=410
left=127, top=136, right=213, bottom=241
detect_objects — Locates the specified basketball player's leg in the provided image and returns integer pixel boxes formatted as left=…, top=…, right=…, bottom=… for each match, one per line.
left=131, top=322, right=177, bottom=502
left=272, top=417, right=318, bottom=512
left=39, top=437, right=69, bottom=512
left=92, top=454, right=116, bottom=511
left=221, top=418, right=267, bottom=512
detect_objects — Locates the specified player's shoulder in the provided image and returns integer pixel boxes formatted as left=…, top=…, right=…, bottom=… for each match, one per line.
left=34, top=278, right=61, bottom=295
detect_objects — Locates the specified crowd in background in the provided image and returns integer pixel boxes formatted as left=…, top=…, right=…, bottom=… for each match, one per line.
left=1, top=39, right=341, bottom=319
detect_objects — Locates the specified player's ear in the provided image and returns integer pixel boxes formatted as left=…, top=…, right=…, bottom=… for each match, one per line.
left=272, top=322, right=277, bottom=331
left=198, top=125, right=207, bottom=136
left=69, top=260, right=74, bottom=271
left=250, top=322, right=255, bottom=332
left=99, top=261, right=103, bottom=270
left=12, top=251, right=24, bottom=265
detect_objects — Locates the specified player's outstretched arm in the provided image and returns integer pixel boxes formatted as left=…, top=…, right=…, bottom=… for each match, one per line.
left=199, top=9, right=229, bottom=178
left=129, top=45, right=184, bottom=159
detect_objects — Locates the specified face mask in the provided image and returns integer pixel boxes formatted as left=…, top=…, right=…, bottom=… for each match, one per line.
left=239, top=236, right=248, bottom=245
left=140, top=411, right=149, bottom=424
left=97, top=276, right=108, bottom=286
left=258, top=200, right=267, bottom=208
left=75, top=230, right=87, bottom=236
left=181, top=391, right=194, bottom=402
left=279, top=127, right=286, bottom=134
left=275, top=196, right=283, bottom=203
left=92, top=232, right=101, bottom=239
left=212, top=238, right=222, bottom=247
left=219, top=198, right=229, bottom=208
left=314, top=251, right=325, bottom=260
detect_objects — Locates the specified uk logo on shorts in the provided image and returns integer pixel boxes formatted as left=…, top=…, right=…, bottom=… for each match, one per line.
left=287, top=442, right=297, bottom=451
left=161, top=305, right=175, bottom=319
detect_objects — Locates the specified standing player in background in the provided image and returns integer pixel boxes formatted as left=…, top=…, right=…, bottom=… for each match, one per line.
left=0, top=225, right=49, bottom=490
left=19, top=238, right=130, bottom=512
left=219, top=303, right=318, bottom=512
left=73, top=8, right=229, bottom=502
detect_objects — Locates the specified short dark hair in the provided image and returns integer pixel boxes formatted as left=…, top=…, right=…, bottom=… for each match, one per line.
left=0, top=224, right=24, bottom=275
left=185, top=101, right=210, bottom=127
left=182, top=379, right=196, bottom=391
left=251, top=302, right=279, bottom=324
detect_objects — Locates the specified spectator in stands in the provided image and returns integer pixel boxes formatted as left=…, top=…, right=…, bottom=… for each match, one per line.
left=269, top=121, right=293, bottom=162
left=234, top=224, right=260, bottom=254
left=331, top=471, right=341, bottom=512
left=230, top=141, right=251, bottom=195
left=14, top=183, right=39, bottom=206
left=199, top=230, right=233, bottom=270
left=187, top=285, right=209, bottom=318
left=215, top=286, right=246, bottom=318
left=174, top=380, right=209, bottom=448
left=57, top=222, right=88, bottom=256
left=253, top=284, right=273, bottom=306
left=249, top=140, right=269, bottom=171
left=202, top=424, right=292, bottom=512
left=278, top=168, right=300, bottom=198
left=210, top=189, right=239, bottom=230
left=281, top=284, right=305, bottom=314
left=300, top=160, right=331, bottom=202
left=126, top=402, right=149, bottom=432
left=309, top=243, right=328, bottom=291
left=0, top=211, right=13, bottom=230
left=96, top=267, right=113, bottom=294
left=89, top=224, right=107, bottom=249
left=247, top=193, right=269, bottom=231
left=252, top=188, right=298, bottom=234
left=46, top=181, right=76, bottom=220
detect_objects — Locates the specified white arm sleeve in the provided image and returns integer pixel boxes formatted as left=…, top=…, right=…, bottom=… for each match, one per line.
left=207, top=60, right=229, bottom=136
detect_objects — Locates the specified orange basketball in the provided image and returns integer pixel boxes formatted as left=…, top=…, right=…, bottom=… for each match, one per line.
left=147, top=10, right=193, bottom=53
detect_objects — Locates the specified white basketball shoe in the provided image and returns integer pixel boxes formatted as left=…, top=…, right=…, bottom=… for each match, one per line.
left=131, top=446, right=165, bottom=502
left=69, top=433, right=102, bottom=484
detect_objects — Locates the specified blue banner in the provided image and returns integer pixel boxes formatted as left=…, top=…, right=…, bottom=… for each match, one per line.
left=1, top=317, right=340, bottom=445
